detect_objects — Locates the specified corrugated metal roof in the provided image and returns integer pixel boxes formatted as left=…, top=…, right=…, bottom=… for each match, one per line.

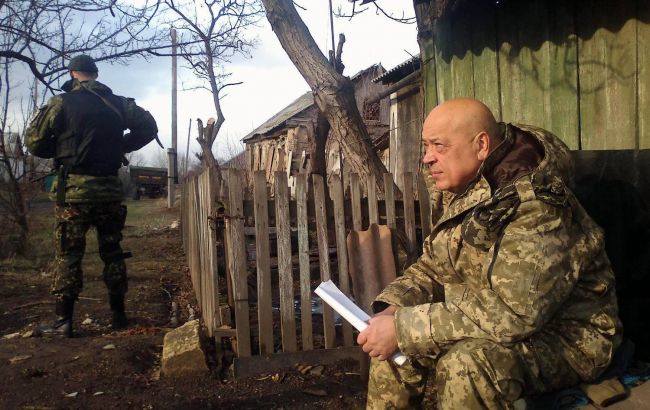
left=373, top=55, right=421, bottom=84
left=241, top=91, right=314, bottom=142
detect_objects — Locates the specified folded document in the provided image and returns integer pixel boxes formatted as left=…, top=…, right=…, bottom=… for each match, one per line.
left=315, top=280, right=407, bottom=366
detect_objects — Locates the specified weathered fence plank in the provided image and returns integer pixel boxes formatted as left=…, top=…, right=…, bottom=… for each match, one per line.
left=329, top=174, right=353, bottom=347
left=207, top=168, right=221, bottom=331
left=350, top=173, right=362, bottom=231
left=253, top=171, right=274, bottom=354
left=226, top=169, right=251, bottom=357
left=367, top=177, right=378, bottom=225
left=313, top=174, right=335, bottom=349
left=296, top=173, right=313, bottom=351
left=383, top=173, right=399, bottom=273
left=274, top=172, right=297, bottom=352
left=417, top=175, right=431, bottom=240
left=403, top=172, right=416, bottom=264
left=639, top=3, right=650, bottom=149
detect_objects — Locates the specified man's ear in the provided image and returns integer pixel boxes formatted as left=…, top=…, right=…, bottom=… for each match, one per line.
left=476, top=132, right=490, bottom=161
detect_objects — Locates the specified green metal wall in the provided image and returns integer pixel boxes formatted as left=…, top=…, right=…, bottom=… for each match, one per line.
left=419, top=0, right=650, bottom=150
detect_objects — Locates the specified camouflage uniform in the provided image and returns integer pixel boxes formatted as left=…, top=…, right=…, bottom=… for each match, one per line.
left=26, top=79, right=157, bottom=301
left=367, top=124, right=622, bottom=409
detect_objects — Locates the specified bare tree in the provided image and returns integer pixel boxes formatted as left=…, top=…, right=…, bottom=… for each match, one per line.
left=161, top=0, right=263, bottom=170
left=0, top=0, right=172, bottom=91
left=261, top=0, right=395, bottom=195
left=0, top=58, right=29, bottom=255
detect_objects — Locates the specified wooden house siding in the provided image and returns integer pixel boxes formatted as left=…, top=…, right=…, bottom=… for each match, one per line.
left=419, top=0, right=650, bottom=150
left=389, top=84, right=423, bottom=194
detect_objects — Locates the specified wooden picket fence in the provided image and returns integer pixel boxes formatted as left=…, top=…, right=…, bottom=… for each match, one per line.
left=181, top=167, right=223, bottom=336
left=181, top=167, right=431, bottom=376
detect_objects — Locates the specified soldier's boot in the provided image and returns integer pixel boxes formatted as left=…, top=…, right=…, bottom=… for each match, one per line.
left=34, top=298, right=74, bottom=338
left=110, top=293, right=128, bottom=330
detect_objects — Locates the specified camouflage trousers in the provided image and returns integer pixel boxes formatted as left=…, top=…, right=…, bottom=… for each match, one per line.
left=52, top=201, right=128, bottom=300
left=366, top=338, right=582, bottom=409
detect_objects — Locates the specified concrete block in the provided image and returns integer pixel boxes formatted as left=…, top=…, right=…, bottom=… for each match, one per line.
left=161, top=319, right=208, bottom=377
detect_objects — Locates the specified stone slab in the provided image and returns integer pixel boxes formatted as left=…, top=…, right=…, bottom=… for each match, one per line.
left=161, top=319, right=208, bottom=377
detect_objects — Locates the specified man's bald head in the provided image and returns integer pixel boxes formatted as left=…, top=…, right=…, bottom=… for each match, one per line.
left=421, top=98, right=501, bottom=193
left=424, top=98, right=500, bottom=145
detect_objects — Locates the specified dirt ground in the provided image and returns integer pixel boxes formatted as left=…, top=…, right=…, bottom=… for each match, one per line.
left=0, top=198, right=367, bottom=410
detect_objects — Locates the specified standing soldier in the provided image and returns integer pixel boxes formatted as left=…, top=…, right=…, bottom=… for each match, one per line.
left=26, top=55, right=159, bottom=337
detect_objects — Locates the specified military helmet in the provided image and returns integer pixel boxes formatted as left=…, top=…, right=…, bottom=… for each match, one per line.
left=68, top=55, right=98, bottom=73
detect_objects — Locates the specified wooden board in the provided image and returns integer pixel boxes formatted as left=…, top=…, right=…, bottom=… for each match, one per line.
left=253, top=171, right=274, bottom=354
left=577, top=0, right=637, bottom=149
left=329, top=174, right=353, bottom=347
left=383, top=173, right=399, bottom=274
left=350, top=173, right=362, bottom=231
left=470, top=1, right=501, bottom=119
left=295, top=173, right=313, bottom=350
left=312, top=174, right=335, bottom=349
left=433, top=12, right=474, bottom=103
left=403, top=172, right=417, bottom=264
left=417, top=175, right=431, bottom=241
left=639, top=3, right=650, bottom=149
left=367, top=177, right=378, bottom=225
left=233, top=346, right=363, bottom=379
left=274, top=172, right=297, bottom=352
left=226, top=169, right=251, bottom=357
left=207, top=167, right=221, bottom=331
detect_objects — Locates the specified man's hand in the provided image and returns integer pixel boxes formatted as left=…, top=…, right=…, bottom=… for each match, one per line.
left=357, top=308, right=398, bottom=361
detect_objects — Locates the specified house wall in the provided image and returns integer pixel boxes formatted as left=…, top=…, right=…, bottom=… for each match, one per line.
left=418, top=0, right=650, bottom=150
left=389, top=84, right=423, bottom=194
left=353, top=66, right=390, bottom=125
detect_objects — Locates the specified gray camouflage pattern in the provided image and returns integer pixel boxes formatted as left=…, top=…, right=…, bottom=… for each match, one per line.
left=368, top=124, right=622, bottom=408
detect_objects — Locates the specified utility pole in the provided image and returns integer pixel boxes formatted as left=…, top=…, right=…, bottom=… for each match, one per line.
left=168, top=28, right=178, bottom=208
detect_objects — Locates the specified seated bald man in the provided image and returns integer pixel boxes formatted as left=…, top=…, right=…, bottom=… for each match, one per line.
left=358, top=98, right=622, bottom=409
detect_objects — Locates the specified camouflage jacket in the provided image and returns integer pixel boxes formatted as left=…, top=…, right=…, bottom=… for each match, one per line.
left=26, top=79, right=158, bottom=202
left=375, top=123, right=622, bottom=381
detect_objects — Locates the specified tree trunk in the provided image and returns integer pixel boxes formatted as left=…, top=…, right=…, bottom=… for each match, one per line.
left=262, top=0, right=396, bottom=196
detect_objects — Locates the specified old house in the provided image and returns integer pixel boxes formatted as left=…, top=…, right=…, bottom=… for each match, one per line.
left=241, top=64, right=390, bottom=192
left=372, top=56, right=423, bottom=195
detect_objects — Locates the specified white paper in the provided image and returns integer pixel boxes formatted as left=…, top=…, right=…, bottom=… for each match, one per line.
left=315, top=280, right=407, bottom=366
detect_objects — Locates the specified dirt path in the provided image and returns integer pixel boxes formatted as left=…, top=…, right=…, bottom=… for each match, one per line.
left=0, top=199, right=367, bottom=409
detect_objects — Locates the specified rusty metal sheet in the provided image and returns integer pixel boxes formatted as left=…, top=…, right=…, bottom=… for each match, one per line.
left=346, top=224, right=396, bottom=314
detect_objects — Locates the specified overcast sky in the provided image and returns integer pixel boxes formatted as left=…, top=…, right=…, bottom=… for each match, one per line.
left=18, top=2, right=419, bottom=166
